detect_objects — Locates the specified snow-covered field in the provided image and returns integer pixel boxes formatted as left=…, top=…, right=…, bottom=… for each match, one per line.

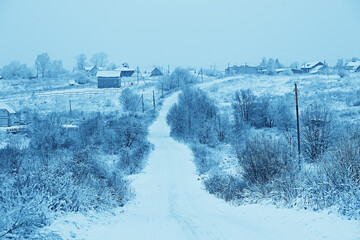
left=0, top=76, right=160, bottom=114
left=42, top=85, right=360, bottom=240
left=2, top=73, right=360, bottom=239
left=200, top=73, right=360, bottom=123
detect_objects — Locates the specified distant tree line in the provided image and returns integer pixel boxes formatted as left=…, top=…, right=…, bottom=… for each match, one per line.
left=0, top=51, right=123, bottom=80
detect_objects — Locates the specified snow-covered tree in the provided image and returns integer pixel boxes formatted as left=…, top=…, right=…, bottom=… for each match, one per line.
left=335, top=58, right=344, bottom=70
left=47, top=60, right=66, bottom=78
left=1, top=61, right=32, bottom=79
left=75, top=53, right=87, bottom=70
left=160, top=67, right=197, bottom=91
left=107, top=62, right=119, bottom=70
left=259, top=57, right=267, bottom=69
left=232, top=89, right=255, bottom=124
left=167, top=87, right=220, bottom=147
left=35, top=53, right=51, bottom=78
left=274, top=58, right=283, bottom=69
left=90, top=52, right=108, bottom=68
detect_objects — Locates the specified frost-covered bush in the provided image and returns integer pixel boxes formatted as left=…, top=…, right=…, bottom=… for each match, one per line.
left=321, top=130, right=360, bottom=190
left=203, top=68, right=223, bottom=78
left=159, top=67, right=197, bottom=91
left=300, top=103, right=332, bottom=162
left=295, top=130, right=360, bottom=217
left=0, top=111, right=151, bottom=238
left=338, top=69, right=349, bottom=78
left=72, top=71, right=90, bottom=84
left=232, top=90, right=294, bottom=130
left=238, top=134, right=295, bottom=185
left=119, top=88, right=140, bottom=112
left=167, top=87, right=224, bottom=147
left=1, top=61, right=32, bottom=79
left=0, top=172, right=50, bottom=239
left=191, top=144, right=219, bottom=174
left=204, top=174, right=245, bottom=201
left=232, top=89, right=256, bottom=126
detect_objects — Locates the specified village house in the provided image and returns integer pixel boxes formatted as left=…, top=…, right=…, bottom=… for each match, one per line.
left=96, top=71, right=121, bottom=88
left=150, top=67, right=163, bottom=77
left=345, top=61, right=360, bottom=73
left=85, top=65, right=99, bottom=76
left=225, top=64, right=258, bottom=75
left=301, top=61, right=326, bottom=74
left=0, top=103, right=16, bottom=127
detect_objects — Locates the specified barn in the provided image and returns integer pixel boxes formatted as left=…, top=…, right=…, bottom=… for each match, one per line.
left=97, top=71, right=121, bottom=88
left=150, top=67, right=163, bottom=77
left=0, top=103, right=16, bottom=127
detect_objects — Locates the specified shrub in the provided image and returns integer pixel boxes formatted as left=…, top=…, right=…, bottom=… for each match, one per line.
left=238, top=135, right=295, bottom=185
left=159, top=67, right=197, bottom=91
left=0, top=110, right=151, bottom=238
left=167, top=87, right=221, bottom=147
left=338, top=69, right=349, bottom=78
left=191, top=144, right=218, bottom=174
left=204, top=174, right=245, bottom=201
left=119, top=88, right=140, bottom=112
left=300, top=103, right=332, bottom=162
left=232, top=89, right=255, bottom=125
left=72, top=71, right=90, bottom=84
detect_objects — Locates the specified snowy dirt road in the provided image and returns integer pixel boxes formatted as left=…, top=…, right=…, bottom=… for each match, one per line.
left=49, top=90, right=360, bottom=240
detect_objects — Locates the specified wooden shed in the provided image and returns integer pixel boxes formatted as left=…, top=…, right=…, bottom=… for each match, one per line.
left=0, top=103, right=16, bottom=127
left=97, top=71, right=121, bottom=88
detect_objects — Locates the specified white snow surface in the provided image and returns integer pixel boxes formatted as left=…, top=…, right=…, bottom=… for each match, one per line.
left=46, top=89, right=360, bottom=240
left=96, top=71, right=121, bottom=77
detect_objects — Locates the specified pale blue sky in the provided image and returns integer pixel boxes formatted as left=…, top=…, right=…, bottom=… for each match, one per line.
left=0, top=0, right=359, bottom=70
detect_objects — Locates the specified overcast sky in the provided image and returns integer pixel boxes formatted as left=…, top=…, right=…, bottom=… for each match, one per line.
left=0, top=0, right=359, bottom=70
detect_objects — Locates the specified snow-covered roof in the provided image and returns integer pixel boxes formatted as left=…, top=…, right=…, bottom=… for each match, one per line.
left=0, top=102, right=15, bottom=114
left=346, top=61, right=360, bottom=68
left=114, top=67, right=135, bottom=72
left=302, top=61, right=323, bottom=69
left=96, top=71, right=121, bottom=77
left=309, top=65, right=324, bottom=74
left=85, top=66, right=94, bottom=71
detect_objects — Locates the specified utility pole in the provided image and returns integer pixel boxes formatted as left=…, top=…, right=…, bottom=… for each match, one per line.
left=141, top=94, right=144, bottom=113
left=161, top=82, right=164, bottom=98
left=295, top=83, right=301, bottom=168
left=153, top=91, right=156, bottom=110
left=69, top=100, right=72, bottom=114
left=137, top=66, right=139, bottom=84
